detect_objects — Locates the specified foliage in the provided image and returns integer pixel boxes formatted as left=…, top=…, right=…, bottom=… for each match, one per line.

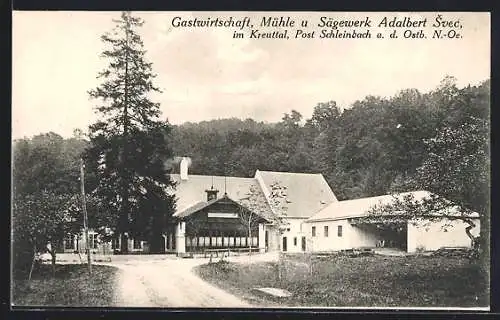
left=238, top=184, right=269, bottom=251
left=85, top=11, right=176, bottom=253
left=267, top=181, right=291, bottom=233
left=169, top=78, right=488, bottom=207
left=362, top=78, right=489, bottom=263
left=12, top=132, right=89, bottom=277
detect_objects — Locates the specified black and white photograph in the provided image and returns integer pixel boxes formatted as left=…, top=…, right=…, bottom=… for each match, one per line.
left=11, top=11, right=490, bottom=310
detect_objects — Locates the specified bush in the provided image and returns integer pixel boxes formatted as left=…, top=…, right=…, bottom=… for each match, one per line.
left=211, top=259, right=237, bottom=274
left=416, top=245, right=426, bottom=253
left=12, top=237, right=35, bottom=279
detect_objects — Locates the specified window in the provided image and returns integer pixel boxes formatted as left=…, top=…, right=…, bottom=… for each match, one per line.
left=293, top=237, right=297, bottom=246
left=312, top=226, right=316, bottom=237
left=88, top=233, right=98, bottom=249
left=324, top=226, right=329, bottom=237
left=337, top=225, right=343, bottom=237
left=111, top=238, right=119, bottom=250
left=64, top=234, right=74, bottom=250
left=133, top=239, right=142, bottom=249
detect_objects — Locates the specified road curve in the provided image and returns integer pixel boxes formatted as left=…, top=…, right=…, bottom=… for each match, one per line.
left=105, top=253, right=278, bottom=308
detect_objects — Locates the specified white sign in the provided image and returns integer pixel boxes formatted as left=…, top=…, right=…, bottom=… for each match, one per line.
left=207, top=212, right=238, bottom=218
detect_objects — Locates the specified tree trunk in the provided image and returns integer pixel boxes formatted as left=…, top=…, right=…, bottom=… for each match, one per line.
left=50, top=250, right=56, bottom=277
left=119, top=26, right=131, bottom=255
left=278, top=251, right=284, bottom=282
left=248, top=224, right=252, bottom=256
left=120, top=233, right=128, bottom=253
left=28, top=242, right=37, bottom=281
left=479, top=212, right=489, bottom=275
left=464, top=219, right=476, bottom=244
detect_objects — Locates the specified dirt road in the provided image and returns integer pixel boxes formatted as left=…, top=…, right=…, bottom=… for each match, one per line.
left=106, top=253, right=278, bottom=308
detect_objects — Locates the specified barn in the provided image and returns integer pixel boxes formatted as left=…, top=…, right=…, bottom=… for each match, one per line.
left=302, top=191, right=480, bottom=253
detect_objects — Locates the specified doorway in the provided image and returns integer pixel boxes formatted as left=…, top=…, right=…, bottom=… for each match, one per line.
left=282, top=237, right=287, bottom=252
left=301, top=236, right=306, bottom=251
left=265, top=230, right=269, bottom=252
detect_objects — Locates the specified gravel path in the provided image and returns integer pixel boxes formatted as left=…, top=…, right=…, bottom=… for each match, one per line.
left=105, top=253, right=278, bottom=308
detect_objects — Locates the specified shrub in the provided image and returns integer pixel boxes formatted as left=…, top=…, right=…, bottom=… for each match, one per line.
left=416, top=245, right=426, bottom=253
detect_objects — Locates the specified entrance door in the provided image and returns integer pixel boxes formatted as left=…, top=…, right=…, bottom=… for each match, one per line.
left=265, top=231, right=269, bottom=252
left=301, top=236, right=306, bottom=251
left=282, top=237, right=287, bottom=252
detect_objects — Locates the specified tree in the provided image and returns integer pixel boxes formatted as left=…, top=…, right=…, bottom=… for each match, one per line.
left=85, top=11, right=176, bottom=253
left=12, top=133, right=87, bottom=279
left=363, top=79, right=490, bottom=267
left=363, top=192, right=480, bottom=245
left=307, top=101, right=341, bottom=133
left=265, top=181, right=291, bottom=281
left=13, top=191, right=75, bottom=279
left=238, top=184, right=272, bottom=255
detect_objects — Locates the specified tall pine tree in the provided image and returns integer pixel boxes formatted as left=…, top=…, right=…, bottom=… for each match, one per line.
left=86, top=12, right=176, bottom=253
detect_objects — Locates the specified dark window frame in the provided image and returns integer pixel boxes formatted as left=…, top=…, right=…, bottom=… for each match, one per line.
left=133, top=239, right=142, bottom=249
left=338, top=225, right=343, bottom=237
left=324, top=226, right=329, bottom=237
left=64, top=234, right=74, bottom=250
left=312, top=226, right=316, bottom=237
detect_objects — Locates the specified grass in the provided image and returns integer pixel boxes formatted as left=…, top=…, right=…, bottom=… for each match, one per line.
left=12, top=264, right=120, bottom=307
left=194, top=254, right=489, bottom=308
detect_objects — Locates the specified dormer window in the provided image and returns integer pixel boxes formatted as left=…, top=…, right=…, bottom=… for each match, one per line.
left=205, top=187, right=219, bottom=201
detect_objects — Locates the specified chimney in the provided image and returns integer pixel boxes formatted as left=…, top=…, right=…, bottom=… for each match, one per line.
left=180, top=157, right=189, bottom=180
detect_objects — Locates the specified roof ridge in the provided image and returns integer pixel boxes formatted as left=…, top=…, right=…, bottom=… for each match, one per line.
left=258, top=170, right=323, bottom=175
left=171, top=173, right=256, bottom=180
left=335, top=190, right=433, bottom=203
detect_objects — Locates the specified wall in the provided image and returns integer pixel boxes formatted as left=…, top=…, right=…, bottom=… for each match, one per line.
left=407, top=218, right=480, bottom=252
left=279, top=218, right=307, bottom=252
left=62, top=230, right=103, bottom=254
left=304, top=219, right=382, bottom=252
left=264, top=224, right=280, bottom=252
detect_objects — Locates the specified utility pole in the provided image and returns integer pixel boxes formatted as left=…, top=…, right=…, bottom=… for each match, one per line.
left=80, top=158, right=92, bottom=274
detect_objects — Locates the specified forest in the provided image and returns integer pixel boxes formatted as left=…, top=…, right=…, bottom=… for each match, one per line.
left=169, top=76, right=489, bottom=202
left=13, top=76, right=490, bottom=204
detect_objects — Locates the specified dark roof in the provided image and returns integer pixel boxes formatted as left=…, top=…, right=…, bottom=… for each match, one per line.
left=174, top=200, right=215, bottom=218
left=174, top=194, right=271, bottom=222
left=170, top=174, right=274, bottom=220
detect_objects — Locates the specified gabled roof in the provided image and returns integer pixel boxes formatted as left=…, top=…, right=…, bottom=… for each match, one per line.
left=305, top=190, right=480, bottom=223
left=170, top=174, right=274, bottom=220
left=174, top=200, right=216, bottom=218
left=255, top=170, right=338, bottom=218
left=174, top=194, right=271, bottom=222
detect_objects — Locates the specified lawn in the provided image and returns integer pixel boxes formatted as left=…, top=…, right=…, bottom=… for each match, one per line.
left=194, top=254, right=489, bottom=308
left=12, top=264, right=120, bottom=307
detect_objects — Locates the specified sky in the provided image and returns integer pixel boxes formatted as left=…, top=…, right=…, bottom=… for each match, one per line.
left=12, top=11, right=490, bottom=139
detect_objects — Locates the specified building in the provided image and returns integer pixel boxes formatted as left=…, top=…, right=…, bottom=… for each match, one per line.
left=61, top=157, right=338, bottom=255
left=302, top=191, right=480, bottom=253
left=61, top=159, right=480, bottom=255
